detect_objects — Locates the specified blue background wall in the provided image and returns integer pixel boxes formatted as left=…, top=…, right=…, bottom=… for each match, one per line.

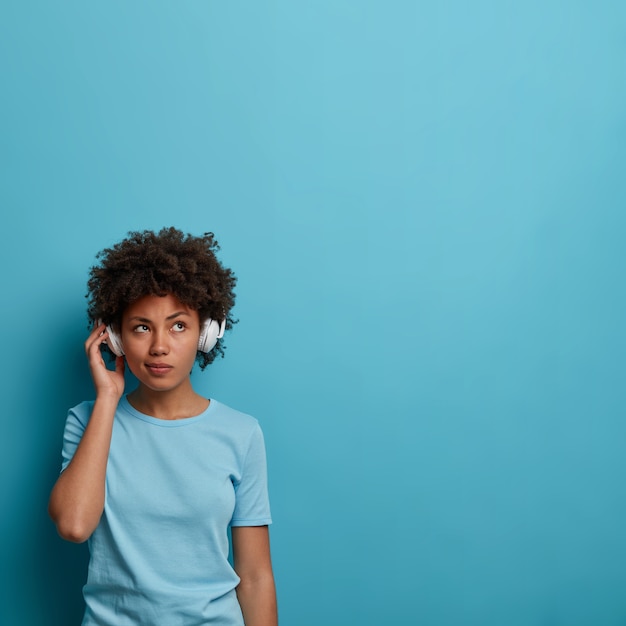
left=1, top=1, right=625, bottom=624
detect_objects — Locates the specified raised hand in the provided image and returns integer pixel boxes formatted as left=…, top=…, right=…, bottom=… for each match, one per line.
left=86, top=324, right=125, bottom=399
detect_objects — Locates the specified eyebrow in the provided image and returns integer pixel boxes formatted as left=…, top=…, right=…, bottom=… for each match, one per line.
left=127, top=311, right=192, bottom=323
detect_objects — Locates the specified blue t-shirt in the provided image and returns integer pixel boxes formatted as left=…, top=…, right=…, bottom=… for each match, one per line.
left=61, top=395, right=272, bottom=626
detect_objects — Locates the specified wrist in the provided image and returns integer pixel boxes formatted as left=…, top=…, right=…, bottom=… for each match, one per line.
left=94, top=391, right=122, bottom=407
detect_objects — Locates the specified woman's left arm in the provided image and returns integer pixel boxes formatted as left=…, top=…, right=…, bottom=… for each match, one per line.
left=232, top=525, right=277, bottom=626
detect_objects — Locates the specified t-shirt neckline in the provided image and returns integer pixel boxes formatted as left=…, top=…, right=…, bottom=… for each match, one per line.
left=119, top=395, right=216, bottom=427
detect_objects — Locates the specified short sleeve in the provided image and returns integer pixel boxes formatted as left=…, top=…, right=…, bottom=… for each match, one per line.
left=60, top=401, right=93, bottom=472
left=231, top=423, right=272, bottom=527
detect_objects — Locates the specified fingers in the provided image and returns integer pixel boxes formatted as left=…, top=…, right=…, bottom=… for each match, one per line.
left=85, top=326, right=126, bottom=399
left=85, top=323, right=107, bottom=354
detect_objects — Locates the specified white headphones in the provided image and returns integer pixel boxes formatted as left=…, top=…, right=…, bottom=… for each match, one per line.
left=102, top=318, right=225, bottom=357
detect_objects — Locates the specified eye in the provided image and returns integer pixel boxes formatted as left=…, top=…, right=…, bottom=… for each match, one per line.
left=172, top=321, right=186, bottom=332
left=133, top=324, right=150, bottom=333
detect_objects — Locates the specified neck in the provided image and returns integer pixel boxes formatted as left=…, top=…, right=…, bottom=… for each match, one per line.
left=127, top=381, right=209, bottom=420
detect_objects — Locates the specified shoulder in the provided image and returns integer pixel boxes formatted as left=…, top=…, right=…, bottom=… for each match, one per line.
left=208, top=399, right=261, bottom=432
left=67, top=400, right=96, bottom=425
left=207, top=400, right=266, bottom=451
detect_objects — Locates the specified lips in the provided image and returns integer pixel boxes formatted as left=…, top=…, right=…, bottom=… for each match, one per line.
left=145, top=363, right=173, bottom=375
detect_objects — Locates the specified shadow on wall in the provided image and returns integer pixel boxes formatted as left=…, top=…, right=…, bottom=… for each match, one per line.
left=31, top=448, right=89, bottom=625
left=9, top=314, right=94, bottom=625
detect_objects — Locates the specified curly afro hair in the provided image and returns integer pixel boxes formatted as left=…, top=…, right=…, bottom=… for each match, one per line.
left=86, top=227, right=237, bottom=368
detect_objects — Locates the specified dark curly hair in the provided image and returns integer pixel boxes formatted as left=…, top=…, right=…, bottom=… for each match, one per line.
left=86, top=227, right=237, bottom=368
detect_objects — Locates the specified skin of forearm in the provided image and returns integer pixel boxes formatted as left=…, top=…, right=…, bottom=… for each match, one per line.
left=236, top=573, right=278, bottom=626
left=48, top=394, right=119, bottom=543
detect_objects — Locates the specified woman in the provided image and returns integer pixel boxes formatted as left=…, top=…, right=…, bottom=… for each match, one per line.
left=48, top=228, right=277, bottom=626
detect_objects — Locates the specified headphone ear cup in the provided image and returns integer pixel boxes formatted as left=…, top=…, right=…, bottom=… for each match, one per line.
left=198, top=318, right=225, bottom=353
left=105, top=325, right=125, bottom=357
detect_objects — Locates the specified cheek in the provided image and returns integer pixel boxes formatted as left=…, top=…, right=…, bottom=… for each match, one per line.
left=183, top=344, right=200, bottom=365
left=123, top=353, right=143, bottom=377
left=170, top=334, right=200, bottom=361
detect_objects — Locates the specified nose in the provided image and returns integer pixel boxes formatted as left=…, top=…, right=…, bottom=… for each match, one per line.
left=149, top=328, right=170, bottom=355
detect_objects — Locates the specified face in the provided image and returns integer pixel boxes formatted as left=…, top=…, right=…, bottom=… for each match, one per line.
left=120, top=293, right=201, bottom=394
